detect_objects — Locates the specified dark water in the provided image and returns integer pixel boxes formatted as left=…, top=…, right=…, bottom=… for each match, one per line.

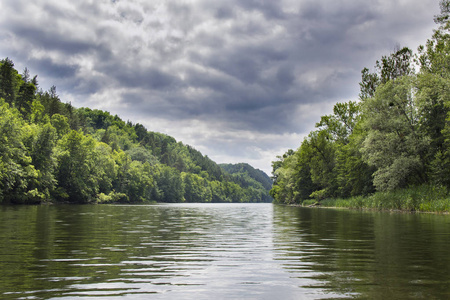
left=0, top=204, right=449, bottom=299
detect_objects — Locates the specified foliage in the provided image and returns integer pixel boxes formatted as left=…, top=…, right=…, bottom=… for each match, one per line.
left=220, top=163, right=273, bottom=202
left=0, top=100, right=39, bottom=204
left=361, top=76, right=429, bottom=191
left=0, top=59, right=269, bottom=204
left=270, top=2, right=450, bottom=212
left=320, top=185, right=450, bottom=212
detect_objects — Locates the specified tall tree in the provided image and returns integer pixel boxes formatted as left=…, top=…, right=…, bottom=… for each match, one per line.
left=361, top=76, right=429, bottom=191
left=55, top=130, right=102, bottom=203
left=29, top=123, right=58, bottom=200
left=0, top=58, right=19, bottom=105
left=359, top=47, right=413, bottom=100
left=0, top=101, right=38, bottom=203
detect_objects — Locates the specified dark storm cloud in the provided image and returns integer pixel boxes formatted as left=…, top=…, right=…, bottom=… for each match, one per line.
left=11, top=25, right=94, bottom=55
left=28, top=57, right=79, bottom=79
left=0, top=0, right=440, bottom=172
left=276, top=65, right=296, bottom=87
left=111, top=65, right=180, bottom=90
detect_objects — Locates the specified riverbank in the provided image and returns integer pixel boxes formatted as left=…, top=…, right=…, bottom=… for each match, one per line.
left=302, top=185, right=450, bottom=213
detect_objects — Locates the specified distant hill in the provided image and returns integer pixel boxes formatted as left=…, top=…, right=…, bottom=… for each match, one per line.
left=220, top=163, right=273, bottom=202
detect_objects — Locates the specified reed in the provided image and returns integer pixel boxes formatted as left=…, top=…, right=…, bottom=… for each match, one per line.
left=316, top=185, right=450, bottom=212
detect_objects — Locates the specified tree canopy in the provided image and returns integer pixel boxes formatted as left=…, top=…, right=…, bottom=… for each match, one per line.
left=0, top=58, right=272, bottom=204
left=270, top=1, right=450, bottom=206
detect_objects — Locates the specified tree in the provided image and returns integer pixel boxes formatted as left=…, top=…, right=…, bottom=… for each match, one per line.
left=316, top=101, right=360, bottom=144
left=93, top=142, right=117, bottom=195
left=302, top=130, right=337, bottom=198
left=157, top=166, right=184, bottom=202
left=28, top=123, right=58, bottom=200
left=270, top=149, right=302, bottom=204
left=122, top=161, right=155, bottom=202
left=0, top=100, right=39, bottom=203
left=359, top=47, right=413, bottom=100
left=377, top=47, right=413, bottom=83
left=434, top=0, right=450, bottom=25
left=55, top=130, right=102, bottom=203
left=0, top=58, right=19, bottom=105
left=360, top=67, right=380, bottom=99
left=361, top=76, right=429, bottom=191
left=183, top=172, right=212, bottom=203
left=16, top=76, right=36, bottom=118
left=334, top=122, right=375, bottom=197
left=51, top=114, right=70, bottom=137
left=126, top=146, right=158, bottom=165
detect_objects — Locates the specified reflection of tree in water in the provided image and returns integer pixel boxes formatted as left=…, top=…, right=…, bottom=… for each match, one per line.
left=272, top=205, right=450, bottom=299
left=2, top=205, right=450, bottom=299
left=0, top=205, right=202, bottom=298
left=0, top=206, right=54, bottom=295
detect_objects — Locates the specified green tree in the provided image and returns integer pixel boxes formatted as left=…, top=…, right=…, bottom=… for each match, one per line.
left=93, top=142, right=117, bottom=195
left=359, top=47, right=413, bottom=100
left=318, top=101, right=374, bottom=197
left=0, top=58, right=19, bottom=105
left=316, top=101, right=360, bottom=143
left=51, top=113, right=70, bottom=138
left=270, top=150, right=301, bottom=204
left=16, top=69, right=36, bottom=118
left=416, top=1, right=450, bottom=186
left=0, top=101, right=39, bottom=203
left=302, top=130, right=337, bottom=198
left=183, top=172, right=212, bottom=203
left=28, top=123, right=58, bottom=200
left=157, top=166, right=184, bottom=202
left=123, top=161, right=155, bottom=202
left=334, top=123, right=375, bottom=197
left=126, top=146, right=158, bottom=165
left=55, top=130, right=101, bottom=203
left=361, top=76, right=429, bottom=191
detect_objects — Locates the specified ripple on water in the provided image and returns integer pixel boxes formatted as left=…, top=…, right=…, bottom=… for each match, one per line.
left=2, top=204, right=450, bottom=299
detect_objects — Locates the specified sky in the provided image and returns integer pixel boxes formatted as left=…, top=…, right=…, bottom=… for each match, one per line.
left=0, top=0, right=442, bottom=175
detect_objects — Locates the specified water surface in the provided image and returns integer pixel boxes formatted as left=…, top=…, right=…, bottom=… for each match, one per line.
left=0, top=204, right=449, bottom=299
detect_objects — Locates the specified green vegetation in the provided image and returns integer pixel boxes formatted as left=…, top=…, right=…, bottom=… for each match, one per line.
left=0, top=60, right=272, bottom=204
left=220, top=163, right=273, bottom=203
left=270, top=1, right=450, bottom=212
left=320, top=185, right=450, bottom=212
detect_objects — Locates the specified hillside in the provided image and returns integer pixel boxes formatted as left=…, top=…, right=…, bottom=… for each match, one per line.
left=220, top=163, right=273, bottom=203
left=220, top=163, right=272, bottom=190
left=0, top=58, right=271, bottom=204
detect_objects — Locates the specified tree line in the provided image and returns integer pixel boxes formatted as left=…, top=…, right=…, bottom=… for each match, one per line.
left=220, top=163, right=273, bottom=203
left=0, top=59, right=272, bottom=204
left=270, top=1, right=450, bottom=206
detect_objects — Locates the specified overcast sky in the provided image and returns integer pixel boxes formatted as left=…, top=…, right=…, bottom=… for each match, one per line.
left=0, top=0, right=441, bottom=174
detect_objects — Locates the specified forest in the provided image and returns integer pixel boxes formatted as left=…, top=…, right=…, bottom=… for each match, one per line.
left=0, top=59, right=272, bottom=204
left=270, top=2, right=450, bottom=212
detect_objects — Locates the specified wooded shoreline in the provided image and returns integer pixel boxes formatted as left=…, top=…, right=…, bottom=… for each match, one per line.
left=270, top=3, right=450, bottom=212
left=0, top=59, right=273, bottom=205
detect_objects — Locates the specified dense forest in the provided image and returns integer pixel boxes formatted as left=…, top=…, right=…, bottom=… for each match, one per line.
left=220, top=163, right=273, bottom=202
left=0, top=59, right=272, bottom=204
left=270, top=1, right=450, bottom=210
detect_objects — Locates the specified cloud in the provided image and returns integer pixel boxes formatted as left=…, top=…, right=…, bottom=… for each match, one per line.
left=0, top=0, right=441, bottom=173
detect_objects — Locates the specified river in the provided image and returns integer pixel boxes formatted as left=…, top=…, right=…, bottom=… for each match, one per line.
left=0, top=203, right=449, bottom=299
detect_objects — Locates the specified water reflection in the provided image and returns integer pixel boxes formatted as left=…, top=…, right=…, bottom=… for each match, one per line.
left=272, top=206, right=450, bottom=299
left=0, top=204, right=449, bottom=299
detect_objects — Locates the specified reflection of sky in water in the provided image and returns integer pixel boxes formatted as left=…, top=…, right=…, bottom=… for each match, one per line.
left=1, top=204, right=449, bottom=299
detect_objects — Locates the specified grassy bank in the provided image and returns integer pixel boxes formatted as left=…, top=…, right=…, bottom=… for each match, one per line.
left=307, top=185, right=450, bottom=213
